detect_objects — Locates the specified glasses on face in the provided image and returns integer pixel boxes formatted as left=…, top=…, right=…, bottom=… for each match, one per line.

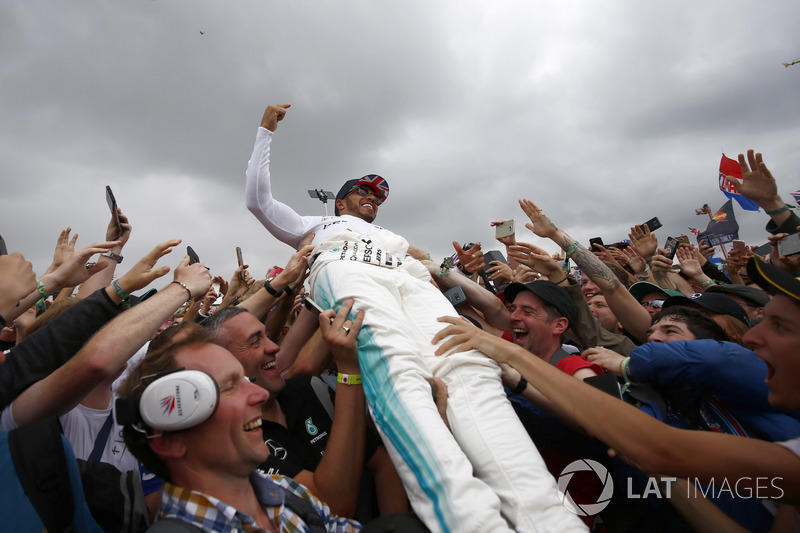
left=350, top=186, right=383, bottom=206
left=641, top=299, right=666, bottom=310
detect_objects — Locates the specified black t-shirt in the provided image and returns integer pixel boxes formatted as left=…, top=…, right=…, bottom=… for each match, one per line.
left=259, top=376, right=379, bottom=476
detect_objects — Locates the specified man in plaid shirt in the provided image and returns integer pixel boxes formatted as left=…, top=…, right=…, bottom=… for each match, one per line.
left=119, top=331, right=361, bottom=532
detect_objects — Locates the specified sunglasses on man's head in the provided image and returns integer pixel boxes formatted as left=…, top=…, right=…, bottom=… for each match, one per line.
left=640, top=299, right=666, bottom=310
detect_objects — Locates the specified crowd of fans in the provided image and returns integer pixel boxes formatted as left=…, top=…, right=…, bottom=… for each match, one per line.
left=1, top=104, right=799, bottom=532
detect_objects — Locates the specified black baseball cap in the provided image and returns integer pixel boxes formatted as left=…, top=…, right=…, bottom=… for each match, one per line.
left=503, top=281, right=577, bottom=326
left=664, top=292, right=749, bottom=326
left=746, top=256, right=800, bottom=303
left=705, top=283, right=770, bottom=308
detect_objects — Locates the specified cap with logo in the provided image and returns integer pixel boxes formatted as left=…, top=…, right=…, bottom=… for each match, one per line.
left=334, top=175, right=389, bottom=215
left=503, top=281, right=577, bottom=326
left=664, top=292, right=749, bottom=326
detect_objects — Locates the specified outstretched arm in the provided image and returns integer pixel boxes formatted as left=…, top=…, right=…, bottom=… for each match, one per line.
left=519, top=199, right=652, bottom=342
left=5, top=240, right=120, bottom=323
left=245, top=104, right=319, bottom=249
left=293, top=300, right=367, bottom=518
left=432, top=317, right=800, bottom=503
left=9, top=241, right=212, bottom=426
left=726, top=150, right=798, bottom=234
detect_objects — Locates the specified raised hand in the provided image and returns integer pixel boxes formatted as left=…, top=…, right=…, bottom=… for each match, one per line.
left=519, top=199, right=559, bottom=240
left=491, top=220, right=516, bottom=247
left=675, top=246, right=703, bottom=279
left=261, top=104, right=291, bottom=132
left=486, top=261, right=514, bottom=282
left=628, top=225, right=658, bottom=261
left=173, top=254, right=213, bottom=299
left=727, top=150, right=781, bottom=209
left=46, top=228, right=78, bottom=274
left=106, top=208, right=132, bottom=245
left=50, top=241, right=120, bottom=289
left=319, top=298, right=363, bottom=373
left=452, top=241, right=485, bottom=274
left=116, top=240, right=179, bottom=295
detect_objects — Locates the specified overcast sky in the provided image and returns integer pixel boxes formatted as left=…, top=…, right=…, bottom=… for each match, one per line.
left=3, top=1, right=799, bottom=292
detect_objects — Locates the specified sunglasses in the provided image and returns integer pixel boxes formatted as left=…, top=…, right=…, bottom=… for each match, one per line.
left=349, top=186, right=383, bottom=205
left=640, top=299, right=666, bottom=310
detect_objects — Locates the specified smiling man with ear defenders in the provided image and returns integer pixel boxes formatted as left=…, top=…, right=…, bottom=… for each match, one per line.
left=115, top=336, right=362, bottom=532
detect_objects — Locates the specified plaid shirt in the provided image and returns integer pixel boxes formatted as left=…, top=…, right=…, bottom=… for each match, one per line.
left=159, top=470, right=361, bottom=532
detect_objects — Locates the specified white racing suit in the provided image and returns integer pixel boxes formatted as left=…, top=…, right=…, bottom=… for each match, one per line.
left=246, top=127, right=586, bottom=533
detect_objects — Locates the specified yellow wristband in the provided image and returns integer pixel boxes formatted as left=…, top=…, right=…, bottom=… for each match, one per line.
left=337, top=372, right=362, bottom=385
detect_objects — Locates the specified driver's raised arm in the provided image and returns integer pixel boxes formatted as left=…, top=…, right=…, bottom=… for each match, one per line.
left=245, top=104, right=317, bottom=249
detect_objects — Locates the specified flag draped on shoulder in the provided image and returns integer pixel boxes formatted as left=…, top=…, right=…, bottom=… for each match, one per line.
left=699, top=199, right=739, bottom=246
left=718, top=154, right=760, bottom=211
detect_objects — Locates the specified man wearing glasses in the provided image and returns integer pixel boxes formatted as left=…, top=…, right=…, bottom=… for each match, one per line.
left=629, top=281, right=682, bottom=319
left=244, top=104, right=585, bottom=533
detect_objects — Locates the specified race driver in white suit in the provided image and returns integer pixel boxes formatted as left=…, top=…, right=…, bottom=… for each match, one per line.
left=245, top=104, right=586, bottom=533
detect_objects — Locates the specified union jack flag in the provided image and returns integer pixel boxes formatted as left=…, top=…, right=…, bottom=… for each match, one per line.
left=688, top=227, right=702, bottom=235
left=355, top=175, right=389, bottom=202
left=792, top=190, right=800, bottom=205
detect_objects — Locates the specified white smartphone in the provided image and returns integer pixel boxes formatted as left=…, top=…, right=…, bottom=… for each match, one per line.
left=495, top=219, right=515, bottom=239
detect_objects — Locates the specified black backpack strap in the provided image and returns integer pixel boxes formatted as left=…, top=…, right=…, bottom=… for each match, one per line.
left=283, top=490, right=327, bottom=533
left=9, top=416, right=75, bottom=533
left=87, top=412, right=114, bottom=462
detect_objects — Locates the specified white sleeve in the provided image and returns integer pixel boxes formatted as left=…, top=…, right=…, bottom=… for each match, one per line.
left=0, top=403, right=18, bottom=431
left=245, top=127, right=317, bottom=249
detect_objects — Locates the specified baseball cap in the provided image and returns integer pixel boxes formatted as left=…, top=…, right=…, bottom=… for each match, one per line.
left=664, top=292, right=749, bottom=326
left=746, top=256, right=800, bottom=303
left=629, top=281, right=682, bottom=302
left=705, top=283, right=770, bottom=308
left=503, top=281, right=577, bottom=326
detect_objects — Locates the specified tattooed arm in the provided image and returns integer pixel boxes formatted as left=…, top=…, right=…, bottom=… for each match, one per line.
left=518, top=199, right=652, bottom=342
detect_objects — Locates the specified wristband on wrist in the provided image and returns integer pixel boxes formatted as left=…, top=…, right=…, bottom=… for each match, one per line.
left=699, top=279, right=716, bottom=288
left=765, top=205, right=789, bottom=216
left=35, top=277, right=48, bottom=313
left=511, top=376, right=528, bottom=395
left=337, top=372, right=362, bottom=385
left=102, top=252, right=124, bottom=264
left=620, top=357, right=633, bottom=394
left=35, top=278, right=49, bottom=313
left=35, top=278, right=48, bottom=299
left=111, top=279, right=131, bottom=309
left=170, top=280, right=192, bottom=302
left=563, top=242, right=579, bottom=274
left=263, top=279, right=282, bottom=298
